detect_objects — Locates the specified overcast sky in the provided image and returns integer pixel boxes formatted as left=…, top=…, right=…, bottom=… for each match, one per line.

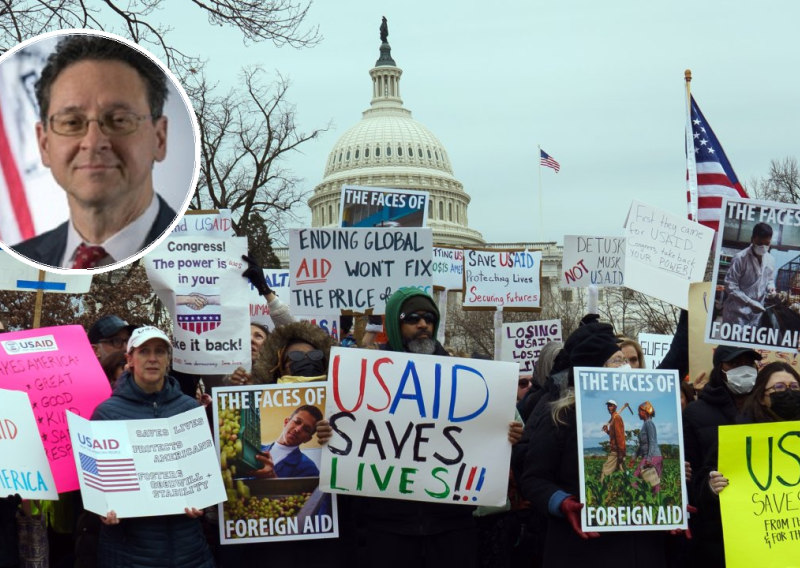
left=169, top=0, right=800, bottom=245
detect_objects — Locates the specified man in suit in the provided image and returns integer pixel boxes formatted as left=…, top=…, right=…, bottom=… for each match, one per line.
left=12, top=34, right=177, bottom=269
left=254, top=405, right=323, bottom=478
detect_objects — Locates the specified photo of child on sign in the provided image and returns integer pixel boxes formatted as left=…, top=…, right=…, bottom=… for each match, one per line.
left=574, top=367, right=687, bottom=532
left=213, top=383, right=337, bottom=544
left=706, top=197, right=800, bottom=353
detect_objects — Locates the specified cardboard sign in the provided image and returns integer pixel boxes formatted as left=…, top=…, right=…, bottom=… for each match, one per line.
left=289, top=228, right=433, bottom=315
left=562, top=236, right=625, bottom=288
left=319, top=347, right=518, bottom=506
left=574, top=367, right=688, bottom=532
left=0, top=388, right=58, bottom=500
left=719, top=421, right=800, bottom=567
left=0, top=326, right=111, bottom=493
left=638, top=333, right=674, bottom=369
left=499, top=320, right=562, bottom=375
left=0, top=250, right=92, bottom=293
left=339, top=185, right=429, bottom=228
left=67, top=407, right=226, bottom=518
left=462, top=248, right=542, bottom=311
left=213, top=384, right=338, bottom=544
left=705, top=197, right=800, bottom=353
left=432, top=247, right=464, bottom=292
left=145, top=235, right=251, bottom=374
left=249, top=269, right=291, bottom=330
left=624, top=200, right=713, bottom=309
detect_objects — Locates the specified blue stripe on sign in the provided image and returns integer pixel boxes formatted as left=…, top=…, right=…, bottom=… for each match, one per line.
left=16, top=280, right=67, bottom=291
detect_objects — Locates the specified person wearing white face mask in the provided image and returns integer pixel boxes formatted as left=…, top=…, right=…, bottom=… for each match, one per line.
left=681, top=345, right=761, bottom=565
left=721, top=222, right=777, bottom=330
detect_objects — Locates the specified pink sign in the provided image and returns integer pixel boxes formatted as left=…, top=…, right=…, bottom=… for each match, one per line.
left=0, top=326, right=111, bottom=493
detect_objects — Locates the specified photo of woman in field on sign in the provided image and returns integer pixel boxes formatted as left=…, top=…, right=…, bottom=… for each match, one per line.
left=629, top=401, right=662, bottom=495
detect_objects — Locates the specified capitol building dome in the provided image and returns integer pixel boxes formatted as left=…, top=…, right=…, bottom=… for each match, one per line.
left=308, top=31, right=484, bottom=246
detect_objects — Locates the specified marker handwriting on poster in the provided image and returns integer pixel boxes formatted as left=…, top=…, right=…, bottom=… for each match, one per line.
left=463, top=249, right=542, bottom=309
left=500, top=321, right=562, bottom=374
left=562, top=236, right=625, bottom=288
left=432, top=247, right=464, bottom=291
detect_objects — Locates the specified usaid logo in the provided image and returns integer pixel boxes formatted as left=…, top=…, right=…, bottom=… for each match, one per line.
left=1, top=335, right=58, bottom=355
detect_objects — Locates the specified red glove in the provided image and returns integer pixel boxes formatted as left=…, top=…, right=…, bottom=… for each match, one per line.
left=669, top=505, right=697, bottom=540
left=559, top=496, right=600, bottom=540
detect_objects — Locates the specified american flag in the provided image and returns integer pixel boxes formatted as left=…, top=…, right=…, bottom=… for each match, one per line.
left=686, top=96, right=748, bottom=233
left=177, top=313, right=221, bottom=335
left=79, top=453, right=140, bottom=493
left=540, top=149, right=560, bottom=173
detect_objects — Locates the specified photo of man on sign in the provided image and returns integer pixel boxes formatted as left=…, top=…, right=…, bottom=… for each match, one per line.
left=252, top=404, right=323, bottom=479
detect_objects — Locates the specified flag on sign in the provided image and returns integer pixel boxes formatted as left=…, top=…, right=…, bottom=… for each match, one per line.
left=79, top=453, right=140, bottom=493
left=686, top=96, right=748, bottom=233
left=540, top=150, right=560, bottom=173
left=177, top=313, right=221, bottom=335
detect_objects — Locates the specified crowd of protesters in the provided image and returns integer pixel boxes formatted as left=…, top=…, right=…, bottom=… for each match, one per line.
left=1, top=255, right=794, bottom=568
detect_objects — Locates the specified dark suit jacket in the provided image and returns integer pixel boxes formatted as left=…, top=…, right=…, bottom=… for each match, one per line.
left=13, top=194, right=177, bottom=268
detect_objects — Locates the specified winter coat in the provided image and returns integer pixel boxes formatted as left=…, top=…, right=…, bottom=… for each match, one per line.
left=0, top=495, right=20, bottom=568
left=90, top=372, right=214, bottom=568
left=519, top=405, right=665, bottom=568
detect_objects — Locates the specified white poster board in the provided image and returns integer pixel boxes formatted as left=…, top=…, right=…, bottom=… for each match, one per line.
left=250, top=269, right=291, bottom=329
left=499, top=320, right=562, bottom=375
left=624, top=200, right=713, bottom=309
left=637, top=333, right=674, bottom=369
left=0, top=249, right=92, bottom=293
left=319, top=347, right=517, bottom=506
left=562, top=236, right=625, bottom=287
left=144, top=235, right=250, bottom=374
left=67, top=407, right=226, bottom=517
left=432, top=247, right=465, bottom=291
left=0, top=388, right=58, bottom=500
left=289, top=228, right=433, bottom=315
left=463, top=249, right=542, bottom=310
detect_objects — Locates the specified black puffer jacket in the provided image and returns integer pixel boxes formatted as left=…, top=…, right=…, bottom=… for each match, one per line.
left=0, top=495, right=20, bottom=568
left=91, top=372, right=214, bottom=568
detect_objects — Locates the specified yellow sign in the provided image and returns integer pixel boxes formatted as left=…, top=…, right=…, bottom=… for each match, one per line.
left=719, top=421, right=800, bottom=568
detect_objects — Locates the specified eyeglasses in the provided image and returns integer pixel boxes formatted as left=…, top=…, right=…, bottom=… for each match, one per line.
left=286, top=349, right=324, bottom=362
left=47, top=111, right=153, bottom=137
left=400, top=312, right=436, bottom=325
left=98, top=337, right=128, bottom=349
left=766, top=382, right=800, bottom=393
left=518, top=379, right=531, bottom=388
left=605, top=356, right=628, bottom=368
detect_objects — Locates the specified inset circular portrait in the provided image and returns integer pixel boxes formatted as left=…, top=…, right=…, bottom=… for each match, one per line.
left=0, top=29, right=198, bottom=274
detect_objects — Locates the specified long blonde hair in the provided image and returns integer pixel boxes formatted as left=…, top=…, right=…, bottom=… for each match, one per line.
left=550, top=388, right=575, bottom=426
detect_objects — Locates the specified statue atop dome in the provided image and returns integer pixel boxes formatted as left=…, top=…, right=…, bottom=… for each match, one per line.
left=380, top=17, right=389, bottom=43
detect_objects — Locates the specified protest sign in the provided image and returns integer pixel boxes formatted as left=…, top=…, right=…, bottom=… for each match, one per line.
left=705, top=197, right=800, bottom=354
left=624, top=200, right=713, bottom=309
left=250, top=269, right=291, bottom=329
left=689, top=282, right=799, bottom=383
left=562, top=236, right=625, bottom=288
left=0, top=249, right=92, bottom=293
left=574, top=367, right=687, bottom=532
left=719, top=421, right=800, bottom=567
left=499, top=320, right=562, bottom=375
left=462, top=248, right=542, bottom=311
left=295, top=315, right=342, bottom=342
left=319, top=347, right=517, bottom=506
left=170, top=209, right=235, bottom=237
left=0, top=326, right=111, bottom=493
left=145, top=235, right=250, bottom=374
left=213, top=383, right=337, bottom=543
left=638, top=333, right=674, bottom=369
left=339, top=185, right=429, bottom=228
left=67, top=407, right=226, bottom=518
left=432, top=246, right=464, bottom=291
left=0, top=388, right=58, bottom=500
left=289, top=228, right=433, bottom=315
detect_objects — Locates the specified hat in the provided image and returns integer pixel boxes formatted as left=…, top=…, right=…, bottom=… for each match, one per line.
left=606, top=399, right=617, bottom=406
left=712, top=345, right=762, bottom=368
left=127, top=326, right=171, bottom=352
left=639, top=401, right=655, bottom=416
left=399, top=295, right=439, bottom=323
left=569, top=334, right=621, bottom=368
left=88, top=315, right=136, bottom=344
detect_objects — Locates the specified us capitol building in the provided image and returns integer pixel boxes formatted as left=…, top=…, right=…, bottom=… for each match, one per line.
left=277, top=22, right=563, bottom=280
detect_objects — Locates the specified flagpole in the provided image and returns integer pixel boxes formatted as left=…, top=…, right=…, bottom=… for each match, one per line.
left=538, top=144, right=544, bottom=242
left=685, top=69, right=699, bottom=222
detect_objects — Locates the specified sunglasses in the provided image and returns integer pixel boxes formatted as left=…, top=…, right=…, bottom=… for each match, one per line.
left=400, top=312, right=436, bottom=325
left=286, top=349, right=324, bottom=362
left=518, top=379, right=532, bottom=388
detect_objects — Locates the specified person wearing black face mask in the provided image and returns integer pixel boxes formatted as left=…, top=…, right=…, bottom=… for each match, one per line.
left=250, top=321, right=333, bottom=384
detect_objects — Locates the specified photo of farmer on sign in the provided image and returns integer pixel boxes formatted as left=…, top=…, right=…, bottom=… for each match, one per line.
left=706, top=197, right=800, bottom=353
left=213, top=383, right=337, bottom=544
left=574, top=367, right=687, bottom=532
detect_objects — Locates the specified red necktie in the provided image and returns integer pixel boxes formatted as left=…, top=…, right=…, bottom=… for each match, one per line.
left=71, top=244, right=107, bottom=269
